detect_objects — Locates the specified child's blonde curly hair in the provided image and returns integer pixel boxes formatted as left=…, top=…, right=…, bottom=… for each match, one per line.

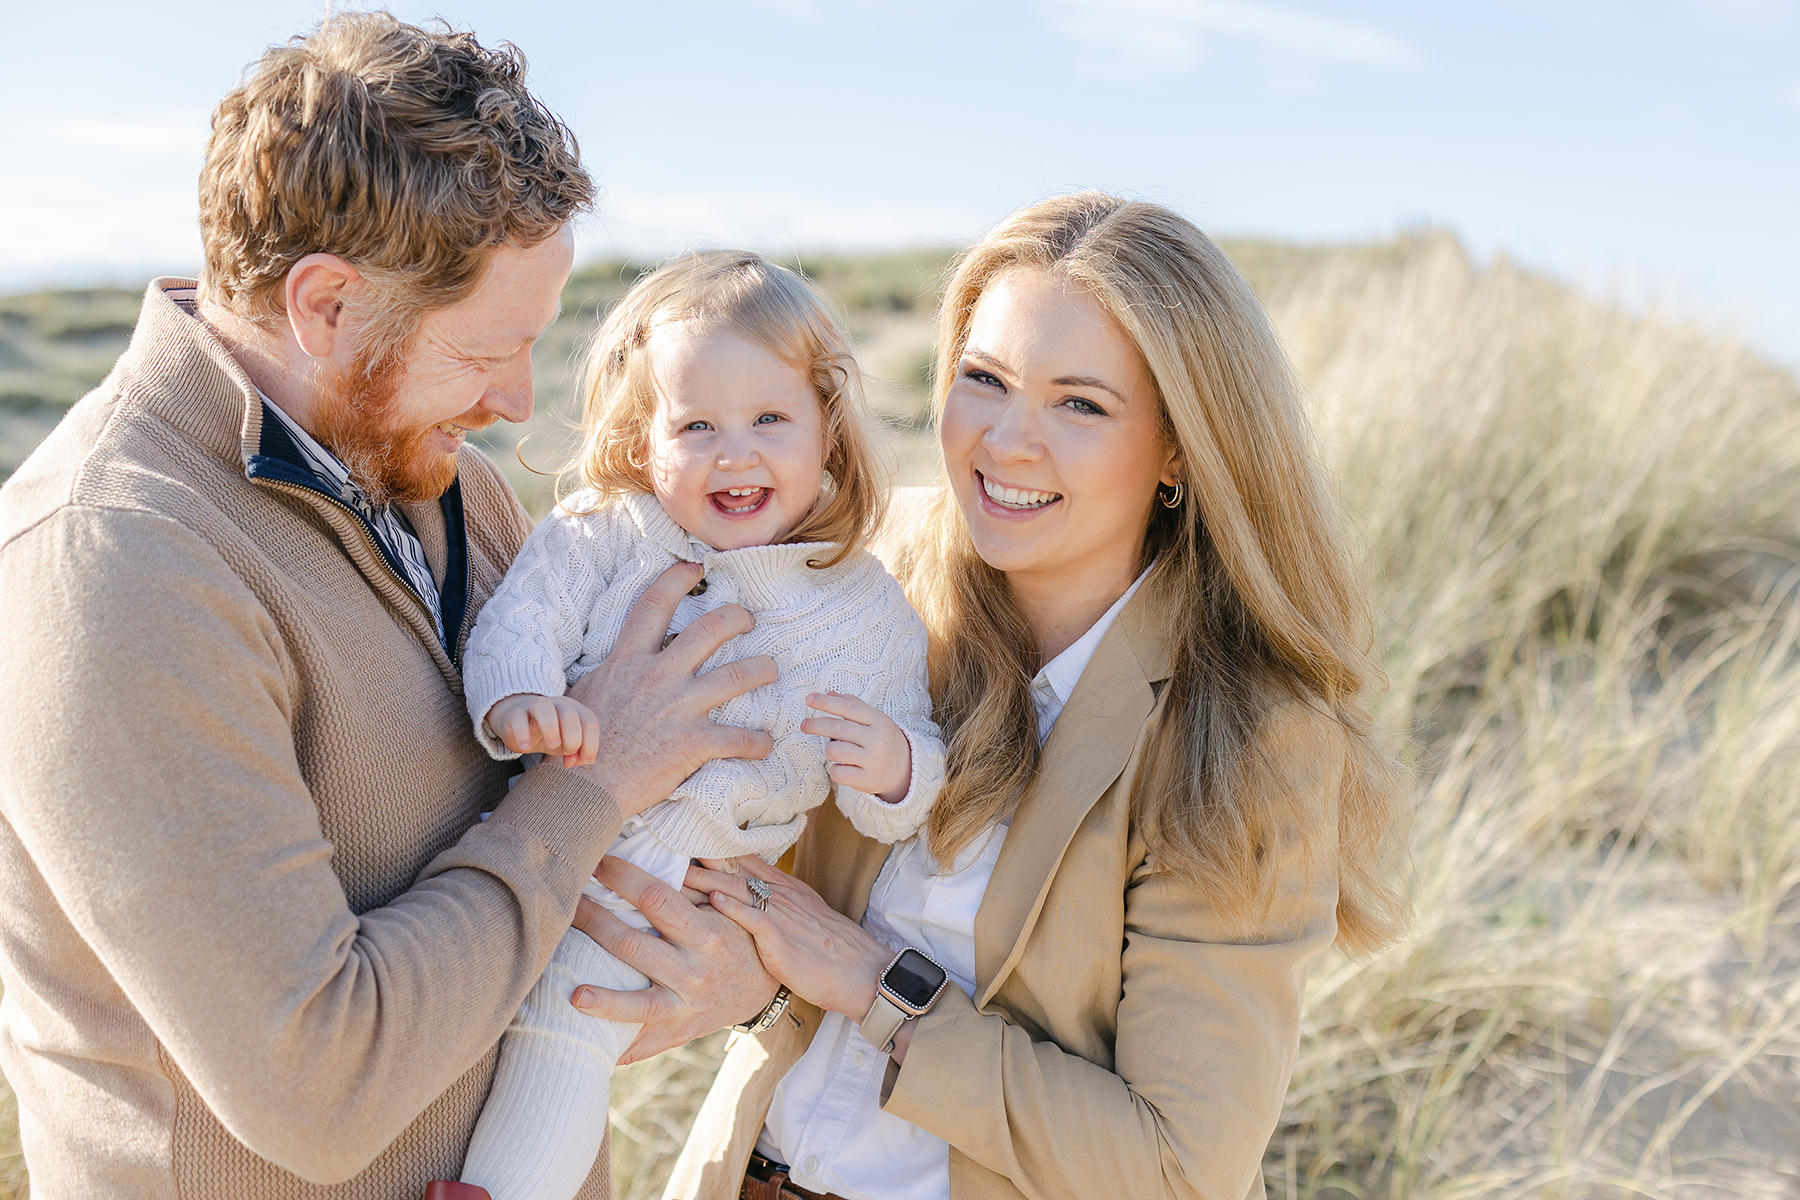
left=569, top=250, right=887, bottom=569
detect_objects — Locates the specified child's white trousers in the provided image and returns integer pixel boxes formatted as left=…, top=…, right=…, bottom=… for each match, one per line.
left=460, top=819, right=692, bottom=1200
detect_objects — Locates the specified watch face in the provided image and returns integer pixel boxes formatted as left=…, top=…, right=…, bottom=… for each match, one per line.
left=886, top=948, right=947, bottom=1009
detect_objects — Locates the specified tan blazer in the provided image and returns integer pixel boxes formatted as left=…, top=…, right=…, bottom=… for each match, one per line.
left=663, top=575, right=1344, bottom=1200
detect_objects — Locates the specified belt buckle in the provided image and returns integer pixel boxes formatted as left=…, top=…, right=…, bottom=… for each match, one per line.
left=742, top=1152, right=792, bottom=1200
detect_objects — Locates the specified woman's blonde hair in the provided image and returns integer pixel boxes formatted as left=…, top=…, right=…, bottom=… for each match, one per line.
left=568, top=251, right=886, bottom=567
left=904, top=193, right=1410, bottom=954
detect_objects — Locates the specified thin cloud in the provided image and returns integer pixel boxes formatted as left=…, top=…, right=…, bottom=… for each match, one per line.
left=0, top=175, right=201, bottom=278
left=36, top=112, right=211, bottom=157
left=698, top=0, right=827, bottom=18
left=583, top=188, right=983, bottom=260
left=1047, top=0, right=1417, bottom=69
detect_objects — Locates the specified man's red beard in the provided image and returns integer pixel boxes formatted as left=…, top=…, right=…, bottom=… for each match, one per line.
left=312, top=350, right=467, bottom=508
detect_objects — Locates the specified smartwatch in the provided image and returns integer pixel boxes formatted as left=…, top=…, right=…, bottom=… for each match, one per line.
left=859, top=947, right=949, bottom=1054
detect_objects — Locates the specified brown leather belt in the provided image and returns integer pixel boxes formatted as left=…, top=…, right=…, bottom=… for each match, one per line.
left=741, top=1151, right=850, bottom=1200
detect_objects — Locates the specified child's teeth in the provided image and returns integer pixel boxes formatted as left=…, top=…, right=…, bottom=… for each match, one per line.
left=718, top=486, right=765, bottom=512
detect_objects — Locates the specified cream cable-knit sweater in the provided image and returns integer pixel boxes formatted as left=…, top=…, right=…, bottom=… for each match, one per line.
left=464, top=490, right=943, bottom=860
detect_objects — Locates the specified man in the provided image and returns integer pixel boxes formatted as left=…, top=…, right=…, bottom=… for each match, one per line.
left=0, top=15, right=774, bottom=1197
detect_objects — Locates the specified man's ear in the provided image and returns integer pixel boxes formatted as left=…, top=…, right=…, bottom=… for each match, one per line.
left=284, top=254, right=361, bottom=360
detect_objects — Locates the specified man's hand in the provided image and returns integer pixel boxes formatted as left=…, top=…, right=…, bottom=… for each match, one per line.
left=485, top=692, right=599, bottom=767
left=570, top=857, right=780, bottom=1064
left=558, top=562, right=776, bottom=818
left=802, top=692, right=913, bottom=803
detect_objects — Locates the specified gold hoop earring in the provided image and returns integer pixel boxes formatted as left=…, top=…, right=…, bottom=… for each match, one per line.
left=1160, top=481, right=1184, bottom=509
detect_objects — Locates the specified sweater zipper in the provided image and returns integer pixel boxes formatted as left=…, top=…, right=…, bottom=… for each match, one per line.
left=259, top=477, right=443, bottom=642
left=453, top=555, right=471, bottom=660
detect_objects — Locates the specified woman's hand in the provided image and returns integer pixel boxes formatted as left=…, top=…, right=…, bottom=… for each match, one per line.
left=569, top=856, right=780, bottom=1065
left=692, top=856, right=894, bottom=1023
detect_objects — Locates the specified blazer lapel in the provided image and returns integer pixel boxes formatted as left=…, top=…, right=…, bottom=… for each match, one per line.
left=973, top=584, right=1175, bottom=1008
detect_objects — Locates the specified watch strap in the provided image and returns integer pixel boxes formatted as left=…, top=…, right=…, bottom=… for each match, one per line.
left=859, top=990, right=909, bottom=1055
left=734, top=984, right=792, bottom=1034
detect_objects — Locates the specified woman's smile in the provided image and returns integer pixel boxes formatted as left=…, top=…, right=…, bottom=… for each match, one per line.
left=976, top=471, right=1062, bottom=514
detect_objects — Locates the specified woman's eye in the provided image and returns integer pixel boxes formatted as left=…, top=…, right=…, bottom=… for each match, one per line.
left=964, top=368, right=1003, bottom=389
left=1064, top=396, right=1107, bottom=417
left=754, top=412, right=784, bottom=425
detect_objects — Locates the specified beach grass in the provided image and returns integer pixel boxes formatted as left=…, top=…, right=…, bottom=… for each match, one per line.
left=3, top=235, right=1797, bottom=1198
left=1257, top=234, right=1800, bottom=1198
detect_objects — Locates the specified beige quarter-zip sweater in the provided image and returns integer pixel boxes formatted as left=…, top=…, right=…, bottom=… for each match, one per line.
left=0, top=281, right=623, bottom=1199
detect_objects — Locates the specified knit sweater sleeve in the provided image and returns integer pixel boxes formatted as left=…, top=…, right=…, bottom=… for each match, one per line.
left=824, top=562, right=944, bottom=844
left=462, top=498, right=617, bottom=759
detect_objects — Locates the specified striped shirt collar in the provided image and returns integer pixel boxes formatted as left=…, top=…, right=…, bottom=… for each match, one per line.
left=158, top=284, right=459, bottom=650
left=261, top=397, right=377, bottom=516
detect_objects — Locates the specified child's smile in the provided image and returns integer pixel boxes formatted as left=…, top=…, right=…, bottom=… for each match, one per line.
left=645, top=322, right=826, bottom=551
left=713, top=485, right=771, bottom=517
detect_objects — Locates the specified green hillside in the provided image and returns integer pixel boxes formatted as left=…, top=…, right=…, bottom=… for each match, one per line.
left=0, top=250, right=961, bottom=493
left=0, top=241, right=1351, bottom=496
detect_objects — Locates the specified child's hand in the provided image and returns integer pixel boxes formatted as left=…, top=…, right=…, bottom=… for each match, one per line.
left=485, top=693, right=601, bottom=768
left=802, top=692, right=913, bottom=803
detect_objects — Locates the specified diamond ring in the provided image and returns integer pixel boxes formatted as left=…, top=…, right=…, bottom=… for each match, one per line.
left=746, top=876, right=773, bottom=911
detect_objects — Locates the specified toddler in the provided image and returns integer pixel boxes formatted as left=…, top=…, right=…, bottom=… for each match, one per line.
left=451, top=251, right=944, bottom=1200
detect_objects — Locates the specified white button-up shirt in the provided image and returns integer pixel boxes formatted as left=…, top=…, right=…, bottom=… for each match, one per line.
left=757, top=568, right=1150, bottom=1200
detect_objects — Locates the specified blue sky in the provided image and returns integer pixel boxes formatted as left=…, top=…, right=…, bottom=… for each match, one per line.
left=4, top=0, right=1797, bottom=367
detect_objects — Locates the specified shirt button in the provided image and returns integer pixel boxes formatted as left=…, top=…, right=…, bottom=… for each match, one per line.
left=853, top=1050, right=866, bottom=1067
left=803, top=1156, right=820, bottom=1174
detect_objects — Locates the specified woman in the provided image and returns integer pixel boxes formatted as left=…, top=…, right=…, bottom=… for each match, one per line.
left=604, top=192, right=1409, bottom=1200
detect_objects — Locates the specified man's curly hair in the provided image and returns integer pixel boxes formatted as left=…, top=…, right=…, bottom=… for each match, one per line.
left=199, top=12, right=594, bottom=366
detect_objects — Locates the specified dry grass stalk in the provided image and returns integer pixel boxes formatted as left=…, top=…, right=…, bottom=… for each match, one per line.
left=608, top=1032, right=733, bottom=1200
